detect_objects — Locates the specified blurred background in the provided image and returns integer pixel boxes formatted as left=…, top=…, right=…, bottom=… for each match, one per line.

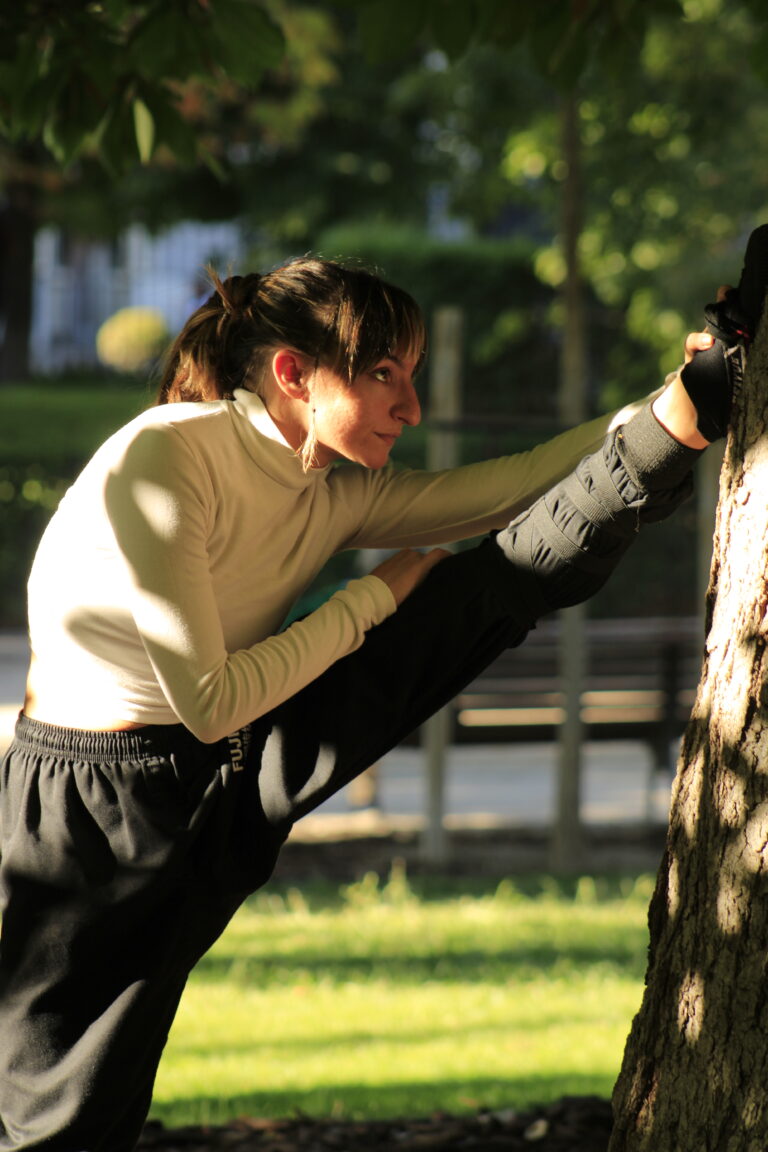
left=3, top=0, right=768, bottom=629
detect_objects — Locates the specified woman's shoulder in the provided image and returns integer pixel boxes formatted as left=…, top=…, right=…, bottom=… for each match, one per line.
left=127, top=398, right=230, bottom=435
left=101, top=399, right=233, bottom=456
left=70, top=401, right=234, bottom=497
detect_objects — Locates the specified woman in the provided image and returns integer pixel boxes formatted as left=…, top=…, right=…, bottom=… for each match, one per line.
left=0, top=254, right=747, bottom=1150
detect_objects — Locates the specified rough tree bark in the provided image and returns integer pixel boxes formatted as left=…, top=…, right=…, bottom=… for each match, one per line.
left=610, top=308, right=768, bottom=1150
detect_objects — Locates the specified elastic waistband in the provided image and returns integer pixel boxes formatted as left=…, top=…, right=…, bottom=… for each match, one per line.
left=11, top=713, right=250, bottom=763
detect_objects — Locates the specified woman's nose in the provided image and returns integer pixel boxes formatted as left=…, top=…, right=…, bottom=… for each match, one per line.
left=397, top=379, right=421, bottom=426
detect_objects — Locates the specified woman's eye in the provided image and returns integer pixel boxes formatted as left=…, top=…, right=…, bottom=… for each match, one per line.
left=372, top=367, right=391, bottom=383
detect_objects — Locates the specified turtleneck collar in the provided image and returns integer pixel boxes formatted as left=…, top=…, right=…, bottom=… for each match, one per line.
left=230, top=388, right=332, bottom=489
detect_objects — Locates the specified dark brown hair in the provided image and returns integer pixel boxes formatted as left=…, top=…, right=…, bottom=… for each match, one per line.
left=157, top=257, right=426, bottom=407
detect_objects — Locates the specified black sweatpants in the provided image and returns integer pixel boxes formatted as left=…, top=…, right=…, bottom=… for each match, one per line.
left=0, top=407, right=700, bottom=1150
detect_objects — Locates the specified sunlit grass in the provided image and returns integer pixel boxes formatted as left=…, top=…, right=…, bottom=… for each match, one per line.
left=150, top=870, right=654, bottom=1127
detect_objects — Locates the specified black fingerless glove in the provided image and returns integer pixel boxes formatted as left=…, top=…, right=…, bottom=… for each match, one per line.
left=679, top=337, right=743, bottom=442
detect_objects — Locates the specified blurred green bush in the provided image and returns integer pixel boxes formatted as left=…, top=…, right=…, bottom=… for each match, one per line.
left=313, top=223, right=655, bottom=420
left=0, top=383, right=147, bottom=626
left=316, top=224, right=561, bottom=419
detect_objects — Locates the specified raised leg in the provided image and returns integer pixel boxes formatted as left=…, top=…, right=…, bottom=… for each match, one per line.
left=253, top=404, right=702, bottom=827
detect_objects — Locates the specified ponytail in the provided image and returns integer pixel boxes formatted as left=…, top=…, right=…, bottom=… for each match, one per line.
left=157, top=271, right=263, bottom=404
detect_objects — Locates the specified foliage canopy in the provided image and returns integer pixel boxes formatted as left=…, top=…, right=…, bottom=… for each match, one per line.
left=10, top=0, right=768, bottom=173
left=0, top=0, right=284, bottom=170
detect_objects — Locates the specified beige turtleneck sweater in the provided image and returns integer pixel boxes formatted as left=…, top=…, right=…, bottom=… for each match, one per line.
left=26, top=388, right=643, bottom=742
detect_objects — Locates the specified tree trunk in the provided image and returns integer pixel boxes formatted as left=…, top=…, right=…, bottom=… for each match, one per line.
left=558, top=92, right=588, bottom=428
left=610, top=308, right=768, bottom=1150
left=0, top=174, right=37, bottom=382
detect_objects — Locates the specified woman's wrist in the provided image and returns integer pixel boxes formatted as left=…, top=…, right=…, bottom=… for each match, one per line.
left=651, top=373, right=711, bottom=450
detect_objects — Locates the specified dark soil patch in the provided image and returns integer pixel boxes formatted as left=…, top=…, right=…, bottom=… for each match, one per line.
left=138, top=1095, right=613, bottom=1151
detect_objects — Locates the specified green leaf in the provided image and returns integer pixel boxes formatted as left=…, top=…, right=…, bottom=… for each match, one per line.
left=90, top=82, right=201, bottom=171
left=2, top=32, right=54, bottom=139
left=200, top=147, right=228, bottom=182
left=90, top=94, right=140, bottom=174
left=133, top=97, right=155, bottom=163
left=125, top=3, right=209, bottom=80
left=8, top=69, right=63, bottom=142
left=41, top=64, right=113, bottom=164
left=209, top=0, right=285, bottom=84
left=42, top=117, right=79, bottom=166
left=51, top=9, right=124, bottom=95
left=143, top=88, right=199, bottom=167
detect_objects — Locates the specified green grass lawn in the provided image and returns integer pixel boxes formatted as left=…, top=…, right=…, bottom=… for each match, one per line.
left=150, top=869, right=654, bottom=1128
left=0, top=380, right=150, bottom=463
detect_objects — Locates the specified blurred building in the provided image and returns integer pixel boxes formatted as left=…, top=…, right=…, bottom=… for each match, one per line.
left=30, top=220, right=243, bottom=373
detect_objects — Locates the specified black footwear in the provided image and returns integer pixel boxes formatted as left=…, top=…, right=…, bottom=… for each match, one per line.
left=681, top=223, right=768, bottom=440
left=704, top=223, right=768, bottom=346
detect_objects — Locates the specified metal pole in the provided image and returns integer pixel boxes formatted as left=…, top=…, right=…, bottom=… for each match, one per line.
left=550, top=91, right=588, bottom=873
left=551, top=603, right=587, bottom=872
left=421, top=305, right=463, bottom=865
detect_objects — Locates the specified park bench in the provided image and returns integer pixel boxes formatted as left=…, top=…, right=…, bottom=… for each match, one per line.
left=348, top=615, right=706, bottom=812
left=450, top=615, right=705, bottom=772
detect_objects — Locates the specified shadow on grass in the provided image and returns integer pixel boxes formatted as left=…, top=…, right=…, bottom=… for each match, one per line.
left=192, top=939, right=648, bottom=987
left=149, top=1071, right=614, bottom=1128
left=248, top=873, right=655, bottom=911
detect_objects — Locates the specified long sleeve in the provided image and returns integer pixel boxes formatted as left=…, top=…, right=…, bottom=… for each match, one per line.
left=333, top=396, right=653, bottom=550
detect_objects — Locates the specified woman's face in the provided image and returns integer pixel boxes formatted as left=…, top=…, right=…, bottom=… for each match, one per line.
left=310, top=352, right=422, bottom=469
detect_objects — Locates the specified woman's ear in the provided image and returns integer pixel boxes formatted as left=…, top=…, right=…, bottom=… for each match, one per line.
left=271, top=349, right=312, bottom=402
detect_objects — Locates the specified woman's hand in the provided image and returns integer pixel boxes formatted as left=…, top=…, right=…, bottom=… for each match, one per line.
left=652, top=286, right=735, bottom=449
left=652, top=330, right=719, bottom=450
left=370, top=548, right=450, bottom=607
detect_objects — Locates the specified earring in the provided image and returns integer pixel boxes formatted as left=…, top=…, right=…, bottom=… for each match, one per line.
left=299, top=403, right=318, bottom=472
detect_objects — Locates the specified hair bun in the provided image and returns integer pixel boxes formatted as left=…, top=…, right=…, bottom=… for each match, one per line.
left=209, top=271, right=261, bottom=317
